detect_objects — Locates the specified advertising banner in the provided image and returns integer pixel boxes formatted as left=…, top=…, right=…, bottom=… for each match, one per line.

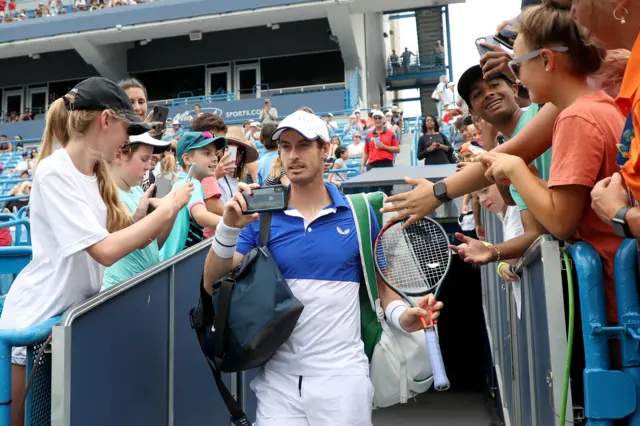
left=168, top=90, right=346, bottom=125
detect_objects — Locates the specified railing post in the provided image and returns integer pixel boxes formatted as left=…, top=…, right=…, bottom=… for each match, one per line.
left=615, top=239, right=640, bottom=425
left=0, top=342, right=11, bottom=426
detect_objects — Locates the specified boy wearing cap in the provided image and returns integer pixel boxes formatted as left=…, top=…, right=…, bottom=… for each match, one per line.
left=204, top=110, right=443, bottom=426
left=451, top=64, right=550, bottom=264
left=159, top=132, right=226, bottom=260
left=361, top=110, right=400, bottom=195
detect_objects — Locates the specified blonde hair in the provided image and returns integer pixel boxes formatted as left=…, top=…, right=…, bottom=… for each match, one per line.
left=268, top=152, right=283, bottom=181
left=38, top=95, right=132, bottom=233
left=518, top=0, right=604, bottom=76
left=160, top=154, right=177, bottom=173
left=592, top=49, right=630, bottom=91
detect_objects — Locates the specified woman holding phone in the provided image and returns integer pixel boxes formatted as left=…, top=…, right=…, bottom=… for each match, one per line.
left=417, top=115, right=453, bottom=165
left=217, top=127, right=259, bottom=205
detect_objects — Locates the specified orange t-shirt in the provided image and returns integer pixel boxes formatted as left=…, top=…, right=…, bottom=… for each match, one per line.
left=619, top=32, right=640, bottom=201
left=548, top=91, right=625, bottom=322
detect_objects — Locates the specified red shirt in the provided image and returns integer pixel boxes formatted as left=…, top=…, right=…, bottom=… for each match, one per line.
left=364, top=127, right=399, bottom=163
left=0, top=228, right=11, bottom=247
left=0, top=1, right=6, bottom=12
left=8, top=1, right=15, bottom=11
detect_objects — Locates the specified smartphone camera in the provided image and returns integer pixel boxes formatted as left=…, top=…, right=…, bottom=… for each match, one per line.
left=274, top=186, right=283, bottom=193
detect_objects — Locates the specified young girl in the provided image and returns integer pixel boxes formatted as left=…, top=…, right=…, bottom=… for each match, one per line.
left=474, top=1, right=625, bottom=324
left=0, top=77, right=193, bottom=425
left=102, top=132, right=172, bottom=290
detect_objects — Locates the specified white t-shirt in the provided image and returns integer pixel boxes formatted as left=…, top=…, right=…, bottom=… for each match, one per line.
left=347, top=143, right=364, bottom=156
left=501, top=205, right=524, bottom=241
left=0, top=149, right=109, bottom=356
left=218, top=175, right=238, bottom=205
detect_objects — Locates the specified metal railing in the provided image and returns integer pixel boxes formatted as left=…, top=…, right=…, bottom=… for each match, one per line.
left=481, top=211, right=575, bottom=425
left=387, top=53, right=446, bottom=77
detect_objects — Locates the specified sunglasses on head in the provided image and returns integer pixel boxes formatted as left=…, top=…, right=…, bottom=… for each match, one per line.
left=508, top=46, right=568, bottom=79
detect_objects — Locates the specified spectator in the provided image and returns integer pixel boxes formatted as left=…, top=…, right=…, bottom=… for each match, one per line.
left=401, top=47, right=414, bottom=72
left=263, top=150, right=289, bottom=187
left=475, top=2, right=623, bottom=326
left=353, top=109, right=366, bottom=128
left=102, top=132, right=172, bottom=290
left=328, top=135, right=341, bottom=159
left=361, top=110, right=400, bottom=195
left=343, top=114, right=363, bottom=135
left=326, top=112, right=338, bottom=131
left=390, top=50, right=400, bottom=74
left=0, top=135, right=11, bottom=153
left=328, top=145, right=350, bottom=187
left=160, top=132, right=226, bottom=260
left=256, top=124, right=278, bottom=186
left=417, top=115, right=453, bottom=165
left=347, top=132, right=364, bottom=156
left=217, top=127, right=259, bottom=205
left=7, top=111, right=18, bottom=123
left=0, top=77, right=192, bottom=426
left=3, top=181, right=30, bottom=213
left=259, top=99, right=278, bottom=125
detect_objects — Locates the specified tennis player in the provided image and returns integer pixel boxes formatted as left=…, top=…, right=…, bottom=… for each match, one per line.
left=203, top=110, right=444, bottom=426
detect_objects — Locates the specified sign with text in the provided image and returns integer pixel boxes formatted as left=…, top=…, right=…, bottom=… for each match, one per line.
left=0, top=89, right=346, bottom=142
left=168, top=90, right=345, bottom=125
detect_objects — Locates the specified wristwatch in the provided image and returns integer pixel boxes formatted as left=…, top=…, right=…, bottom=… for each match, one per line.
left=612, top=206, right=633, bottom=239
left=433, top=180, right=451, bottom=203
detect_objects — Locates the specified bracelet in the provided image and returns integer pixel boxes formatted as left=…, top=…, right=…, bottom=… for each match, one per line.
left=212, top=220, right=242, bottom=259
left=482, top=241, right=501, bottom=262
left=496, top=262, right=509, bottom=278
left=385, top=300, right=409, bottom=333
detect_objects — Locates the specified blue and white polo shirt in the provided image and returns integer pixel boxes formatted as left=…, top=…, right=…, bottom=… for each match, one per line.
left=237, top=183, right=380, bottom=376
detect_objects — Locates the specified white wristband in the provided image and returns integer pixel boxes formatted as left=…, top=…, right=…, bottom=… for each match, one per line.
left=385, top=300, right=409, bottom=333
left=212, top=220, right=242, bottom=259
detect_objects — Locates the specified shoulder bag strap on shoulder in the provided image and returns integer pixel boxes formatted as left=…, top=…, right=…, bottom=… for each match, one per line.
left=260, top=212, right=272, bottom=247
left=346, top=194, right=379, bottom=310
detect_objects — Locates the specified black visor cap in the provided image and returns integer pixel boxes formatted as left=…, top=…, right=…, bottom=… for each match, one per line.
left=67, top=77, right=152, bottom=136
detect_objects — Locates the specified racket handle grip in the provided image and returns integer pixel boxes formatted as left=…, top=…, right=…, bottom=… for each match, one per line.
left=425, top=327, right=450, bottom=391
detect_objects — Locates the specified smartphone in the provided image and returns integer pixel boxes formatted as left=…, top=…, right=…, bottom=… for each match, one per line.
left=153, top=174, right=173, bottom=198
left=151, top=106, right=170, bottom=140
left=227, top=145, right=238, bottom=163
left=242, top=185, right=288, bottom=214
left=186, top=163, right=197, bottom=182
left=475, top=36, right=498, bottom=57
left=152, top=105, right=169, bottom=125
left=494, top=25, right=518, bottom=50
left=373, top=136, right=381, bottom=148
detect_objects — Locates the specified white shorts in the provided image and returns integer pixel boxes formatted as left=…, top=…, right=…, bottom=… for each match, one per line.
left=250, top=368, right=373, bottom=426
left=12, top=346, right=26, bottom=366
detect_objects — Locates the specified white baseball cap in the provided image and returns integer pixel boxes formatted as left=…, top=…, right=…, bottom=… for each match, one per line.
left=127, top=132, right=172, bottom=154
left=271, top=110, right=330, bottom=143
left=372, top=110, right=385, bottom=119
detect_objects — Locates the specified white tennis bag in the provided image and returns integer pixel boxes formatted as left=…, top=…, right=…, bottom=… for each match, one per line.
left=346, top=193, right=435, bottom=408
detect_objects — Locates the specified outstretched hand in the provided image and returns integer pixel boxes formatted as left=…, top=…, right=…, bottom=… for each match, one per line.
left=380, top=177, right=441, bottom=228
left=448, top=232, right=495, bottom=265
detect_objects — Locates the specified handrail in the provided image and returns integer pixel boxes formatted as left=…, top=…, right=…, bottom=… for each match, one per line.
left=514, top=234, right=556, bottom=274
left=61, top=237, right=211, bottom=326
left=0, top=316, right=61, bottom=347
left=410, top=116, right=422, bottom=166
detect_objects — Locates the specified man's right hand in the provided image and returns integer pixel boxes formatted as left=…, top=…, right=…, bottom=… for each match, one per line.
left=222, top=185, right=260, bottom=229
left=381, top=177, right=442, bottom=227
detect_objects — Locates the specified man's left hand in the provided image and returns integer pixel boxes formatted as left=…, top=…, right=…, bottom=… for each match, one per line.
left=591, top=172, right=630, bottom=224
left=399, top=294, right=443, bottom=333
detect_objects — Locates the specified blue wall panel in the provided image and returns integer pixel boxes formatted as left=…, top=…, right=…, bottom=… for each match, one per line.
left=0, top=0, right=318, bottom=43
left=0, top=89, right=345, bottom=141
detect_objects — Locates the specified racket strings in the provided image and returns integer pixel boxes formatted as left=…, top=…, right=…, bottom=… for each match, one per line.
left=376, top=220, right=450, bottom=294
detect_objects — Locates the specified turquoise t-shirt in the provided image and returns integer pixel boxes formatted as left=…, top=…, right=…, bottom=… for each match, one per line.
left=102, top=187, right=160, bottom=290
left=159, top=172, right=206, bottom=261
left=504, top=104, right=553, bottom=211
left=257, top=150, right=278, bottom=186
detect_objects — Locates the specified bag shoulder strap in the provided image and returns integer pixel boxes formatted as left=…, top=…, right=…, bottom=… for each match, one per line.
left=347, top=193, right=380, bottom=312
left=260, top=212, right=272, bottom=247
left=191, top=277, right=251, bottom=426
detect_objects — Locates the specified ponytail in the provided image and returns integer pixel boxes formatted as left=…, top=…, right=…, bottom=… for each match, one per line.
left=160, top=154, right=177, bottom=173
left=38, top=93, right=132, bottom=233
left=95, top=158, right=132, bottom=233
left=36, top=96, right=70, bottom=171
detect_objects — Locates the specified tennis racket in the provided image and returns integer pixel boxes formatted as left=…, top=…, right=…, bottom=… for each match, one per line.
left=374, top=216, right=452, bottom=391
